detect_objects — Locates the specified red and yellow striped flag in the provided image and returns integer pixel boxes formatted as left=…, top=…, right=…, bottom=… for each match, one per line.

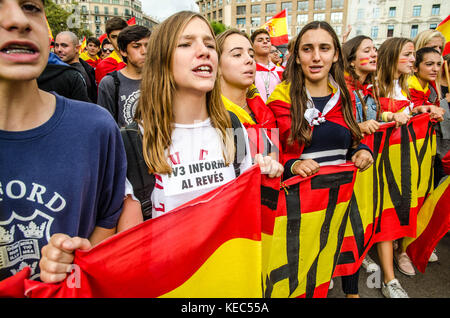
left=261, top=9, right=289, bottom=46
left=436, top=14, right=450, bottom=44
left=22, top=166, right=263, bottom=298
left=79, top=36, right=87, bottom=54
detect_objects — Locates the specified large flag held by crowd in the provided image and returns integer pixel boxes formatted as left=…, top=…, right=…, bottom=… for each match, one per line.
left=0, top=113, right=448, bottom=298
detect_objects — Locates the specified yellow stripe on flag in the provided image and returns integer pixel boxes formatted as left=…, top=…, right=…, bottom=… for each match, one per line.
left=436, top=15, right=450, bottom=43
left=261, top=9, right=289, bottom=45
left=160, top=239, right=262, bottom=298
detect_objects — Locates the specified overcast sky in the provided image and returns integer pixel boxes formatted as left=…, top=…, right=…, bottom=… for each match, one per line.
left=142, top=0, right=199, bottom=21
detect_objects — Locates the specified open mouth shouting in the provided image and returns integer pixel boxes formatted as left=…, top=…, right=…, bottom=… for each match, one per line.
left=192, top=64, right=214, bottom=77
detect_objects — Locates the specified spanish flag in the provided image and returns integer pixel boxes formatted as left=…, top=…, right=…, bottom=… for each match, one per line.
left=436, top=14, right=450, bottom=44
left=334, top=114, right=436, bottom=276
left=21, top=166, right=263, bottom=298
left=261, top=9, right=289, bottom=46
left=402, top=176, right=450, bottom=273
left=79, top=36, right=87, bottom=54
left=408, top=75, right=439, bottom=107
left=45, top=16, right=54, bottom=44
left=263, top=164, right=358, bottom=298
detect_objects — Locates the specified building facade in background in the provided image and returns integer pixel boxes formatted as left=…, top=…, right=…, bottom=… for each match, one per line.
left=54, top=0, right=159, bottom=38
left=196, top=0, right=349, bottom=39
left=347, top=0, right=449, bottom=47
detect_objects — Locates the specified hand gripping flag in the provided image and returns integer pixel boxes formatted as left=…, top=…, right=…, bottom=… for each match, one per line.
left=261, top=9, right=289, bottom=46
left=21, top=166, right=263, bottom=298
left=334, top=113, right=437, bottom=277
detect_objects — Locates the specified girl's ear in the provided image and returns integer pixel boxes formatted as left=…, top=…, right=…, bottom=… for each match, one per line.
left=333, top=50, right=339, bottom=63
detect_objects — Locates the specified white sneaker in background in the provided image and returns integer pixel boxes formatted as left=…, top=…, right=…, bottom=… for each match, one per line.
left=362, top=254, right=380, bottom=273
left=381, top=279, right=409, bottom=298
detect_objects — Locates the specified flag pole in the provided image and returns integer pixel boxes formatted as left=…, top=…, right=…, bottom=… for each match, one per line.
left=444, top=60, right=450, bottom=88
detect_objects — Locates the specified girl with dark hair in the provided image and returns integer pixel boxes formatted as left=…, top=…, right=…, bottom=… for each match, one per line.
left=267, top=21, right=374, bottom=298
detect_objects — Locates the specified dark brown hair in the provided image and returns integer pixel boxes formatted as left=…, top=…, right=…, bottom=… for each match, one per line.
left=342, top=35, right=380, bottom=121
left=284, top=21, right=362, bottom=147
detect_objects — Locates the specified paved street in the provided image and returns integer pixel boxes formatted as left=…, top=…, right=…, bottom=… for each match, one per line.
left=328, top=232, right=450, bottom=298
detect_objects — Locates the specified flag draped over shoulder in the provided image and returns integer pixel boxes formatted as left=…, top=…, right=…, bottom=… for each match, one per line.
left=261, top=9, right=289, bottom=46
left=334, top=113, right=437, bottom=277
left=23, top=166, right=263, bottom=298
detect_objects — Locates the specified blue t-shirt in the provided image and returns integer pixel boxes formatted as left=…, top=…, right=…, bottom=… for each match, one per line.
left=0, top=93, right=127, bottom=280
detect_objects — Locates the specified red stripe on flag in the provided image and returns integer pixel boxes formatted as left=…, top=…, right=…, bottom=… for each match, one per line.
left=25, top=166, right=262, bottom=298
left=406, top=184, right=450, bottom=273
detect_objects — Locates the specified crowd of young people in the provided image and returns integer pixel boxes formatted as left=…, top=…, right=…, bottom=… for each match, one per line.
left=0, top=0, right=449, bottom=299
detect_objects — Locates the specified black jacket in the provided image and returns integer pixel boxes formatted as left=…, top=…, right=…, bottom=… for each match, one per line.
left=37, top=64, right=90, bottom=102
left=79, top=59, right=98, bottom=103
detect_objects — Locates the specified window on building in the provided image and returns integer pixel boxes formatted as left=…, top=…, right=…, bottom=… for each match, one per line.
left=236, top=17, right=246, bottom=26
left=331, top=12, right=343, bottom=23
left=297, top=14, right=308, bottom=25
left=282, top=2, right=292, bottom=11
left=297, top=1, right=308, bottom=11
left=251, top=4, right=261, bottom=14
left=314, top=0, right=326, bottom=10
left=314, top=13, right=326, bottom=21
left=114, top=7, right=118, bottom=15
left=334, top=25, right=342, bottom=36
left=251, top=17, right=261, bottom=26
left=410, top=25, right=418, bottom=38
left=412, top=5, right=421, bottom=17
left=331, top=0, right=344, bottom=9
left=104, top=7, right=108, bottom=14
left=236, top=5, right=246, bottom=15
left=357, top=9, right=364, bottom=20
left=266, top=3, right=277, bottom=13
left=387, top=25, right=394, bottom=37
left=371, top=26, right=379, bottom=39
left=430, top=23, right=437, bottom=29
left=431, top=4, right=440, bottom=16
left=372, top=7, right=380, bottom=18
left=389, top=7, right=396, bottom=17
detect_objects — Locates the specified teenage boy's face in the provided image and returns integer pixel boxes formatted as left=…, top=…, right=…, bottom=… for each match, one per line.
left=0, top=0, right=50, bottom=81
left=121, top=37, right=149, bottom=71
left=87, top=42, right=100, bottom=56
left=252, top=33, right=271, bottom=56
left=108, top=29, right=122, bottom=52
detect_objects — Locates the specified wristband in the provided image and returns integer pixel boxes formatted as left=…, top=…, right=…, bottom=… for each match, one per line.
left=381, top=111, right=392, bottom=122
left=291, top=160, right=301, bottom=175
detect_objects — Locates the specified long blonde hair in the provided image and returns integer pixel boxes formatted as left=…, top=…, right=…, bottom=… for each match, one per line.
left=376, top=37, right=413, bottom=99
left=135, top=11, right=234, bottom=174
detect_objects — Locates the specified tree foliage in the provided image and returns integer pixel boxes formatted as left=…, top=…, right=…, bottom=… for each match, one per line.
left=44, top=0, right=93, bottom=40
left=210, top=21, right=228, bottom=35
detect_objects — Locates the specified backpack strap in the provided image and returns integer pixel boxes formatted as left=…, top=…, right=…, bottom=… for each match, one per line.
left=120, top=121, right=155, bottom=220
left=108, top=71, right=121, bottom=124
left=228, top=111, right=247, bottom=178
